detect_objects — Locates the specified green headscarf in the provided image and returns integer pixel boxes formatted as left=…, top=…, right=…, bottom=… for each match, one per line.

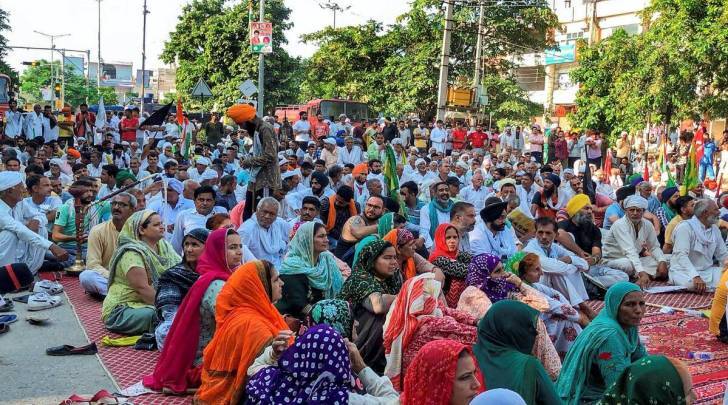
left=599, top=355, right=686, bottom=405
left=308, top=299, right=354, bottom=340
left=377, top=213, right=394, bottom=237
left=337, top=238, right=402, bottom=305
left=279, top=222, right=343, bottom=298
left=472, top=300, right=554, bottom=404
left=115, top=169, right=137, bottom=189
left=351, top=235, right=380, bottom=268
left=557, top=282, right=644, bottom=405
left=107, top=210, right=180, bottom=289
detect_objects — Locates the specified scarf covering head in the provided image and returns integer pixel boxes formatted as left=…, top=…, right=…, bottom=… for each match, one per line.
left=246, top=325, right=351, bottom=404
left=466, top=253, right=518, bottom=302
left=143, top=228, right=233, bottom=393
left=351, top=234, right=380, bottom=271
left=600, top=355, right=686, bottom=405
left=556, top=282, right=643, bottom=404
left=107, top=210, right=180, bottom=289
left=307, top=299, right=354, bottom=339
left=196, top=261, right=289, bottom=404
left=337, top=238, right=402, bottom=305
left=471, top=389, right=527, bottom=405
left=383, top=228, right=416, bottom=280
left=428, top=197, right=454, bottom=238
left=153, top=229, right=210, bottom=312
left=279, top=221, right=343, bottom=298
left=401, top=339, right=483, bottom=405
left=377, top=212, right=394, bottom=237
left=383, top=273, right=444, bottom=390
left=428, top=223, right=459, bottom=262
left=473, top=300, right=546, bottom=403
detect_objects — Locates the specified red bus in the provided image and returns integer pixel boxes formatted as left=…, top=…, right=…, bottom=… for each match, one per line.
left=274, top=98, right=371, bottom=126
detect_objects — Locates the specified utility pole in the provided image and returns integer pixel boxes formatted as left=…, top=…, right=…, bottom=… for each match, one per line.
left=97, top=0, right=102, bottom=88
left=436, top=0, right=454, bottom=121
left=140, top=0, right=149, bottom=115
left=318, top=0, right=350, bottom=29
left=473, top=0, right=485, bottom=88
left=33, top=31, right=70, bottom=108
left=258, top=0, right=265, bottom=116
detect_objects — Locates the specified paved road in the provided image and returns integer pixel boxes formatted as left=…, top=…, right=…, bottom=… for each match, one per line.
left=0, top=289, right=115, bottom=405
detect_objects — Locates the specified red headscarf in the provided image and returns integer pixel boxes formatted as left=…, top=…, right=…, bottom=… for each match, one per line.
left=143, top=228, right=235, bottom=393
left=428, top=223, right=459, bottom=262
left=400, top=339, right=484, bottom=404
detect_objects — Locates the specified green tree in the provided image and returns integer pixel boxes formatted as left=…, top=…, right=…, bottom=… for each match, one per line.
left=161, top=0, right=302, bottom=115
left=0, top=8, right=18, bottom=86
left=300, top=0, right=559, bottom=119
left=19, top=60, right=117, bottom=107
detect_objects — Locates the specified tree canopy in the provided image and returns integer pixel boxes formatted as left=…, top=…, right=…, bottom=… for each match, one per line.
left=161, top=0, right=302, bottom=114
left=300, top=0, right=559, bottom=120
left=570, top=0, right=728, bottom=139
left=0, top=8, right=18, bottom=86
left=19, top=61, right=117, bottom=107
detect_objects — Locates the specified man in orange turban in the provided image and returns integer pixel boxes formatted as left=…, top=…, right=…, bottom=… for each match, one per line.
left=226, top=103, right=281, bottom=221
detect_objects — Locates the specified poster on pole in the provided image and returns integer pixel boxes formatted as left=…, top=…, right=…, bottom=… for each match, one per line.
left=250, top=22, right=273, bottom=54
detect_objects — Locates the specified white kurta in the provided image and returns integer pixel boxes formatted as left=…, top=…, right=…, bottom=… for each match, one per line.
left=0, top=199, right=52, bottom=273
left=171, top=206, right=228, bottom=254
left=523, top=239, right=590, bottom=306
left=238, top=217, right=290, bottom=269
left=602, top=216, right=666, bottom=276
left=670, top=218, right=728, bottom=289
left=419, top=202, right=453, bottom=249
left=459, top=185, right=488, bottom=212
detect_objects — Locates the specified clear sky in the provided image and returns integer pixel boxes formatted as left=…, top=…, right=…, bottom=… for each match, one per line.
left=4, top=0, right=411, bottom=74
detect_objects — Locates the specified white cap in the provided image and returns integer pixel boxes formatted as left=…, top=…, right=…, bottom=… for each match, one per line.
left=196, top=157, right=211, bottom=166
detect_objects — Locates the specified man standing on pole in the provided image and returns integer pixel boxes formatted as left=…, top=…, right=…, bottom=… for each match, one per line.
left=227, top=103, right=280, bottom=221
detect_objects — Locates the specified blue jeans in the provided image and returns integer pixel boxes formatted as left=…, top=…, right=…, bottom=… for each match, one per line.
left=699, top=163, right=715, bottom=181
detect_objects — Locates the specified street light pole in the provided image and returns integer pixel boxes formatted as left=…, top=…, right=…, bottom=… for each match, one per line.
left=258, top=0, right=265, bottom=116
left=436, top=0, right=454, bottom=121
left=33, top=30, right=70, bottom=108
left=140, top=0, right=149, bottom=114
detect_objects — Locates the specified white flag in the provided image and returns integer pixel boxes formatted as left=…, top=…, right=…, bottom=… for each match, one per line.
left=94, top=96, right=107, bottom=145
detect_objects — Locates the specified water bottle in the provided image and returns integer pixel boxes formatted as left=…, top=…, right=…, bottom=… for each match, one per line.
left=688, top=351, right=714, bottom=360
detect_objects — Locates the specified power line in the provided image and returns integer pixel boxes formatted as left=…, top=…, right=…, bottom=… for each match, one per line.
left=318, top=0, right=351, bottom=29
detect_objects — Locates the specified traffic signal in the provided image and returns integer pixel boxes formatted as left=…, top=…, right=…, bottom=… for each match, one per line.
left=22, top=61, right=39, bottom=66
left=54, top=83, right=61, bottom=98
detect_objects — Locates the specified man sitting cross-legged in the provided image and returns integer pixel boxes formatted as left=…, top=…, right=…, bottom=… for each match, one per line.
left=670, top=199, right=728, bottom=293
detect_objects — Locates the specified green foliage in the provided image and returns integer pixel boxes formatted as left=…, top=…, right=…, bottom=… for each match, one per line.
left=570, top=0, right=728, bottom=137
left=161, top=0, right=301, bottom=114
left=300, top=0, right=559, bottom=119
left=19, top=60, right=118, bottom=107
left=0, top=8, right=18, bottom=86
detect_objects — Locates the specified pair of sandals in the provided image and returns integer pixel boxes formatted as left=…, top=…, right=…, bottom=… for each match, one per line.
left=0, top=313, right=18, bottom=334
left=59, top=389, right=131, bottom=404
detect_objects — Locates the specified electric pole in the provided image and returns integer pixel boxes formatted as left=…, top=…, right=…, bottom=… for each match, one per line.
left=318, top=0, right=350, bottom=29
left=473, top=0, right=485, bottom=88
left=436, top=0, right=454, bottom=121
left=140, top=0, right=149, bottom=114
left=97, top=0, right=102, bottom=88
left=33, top=30, right=70, bottom=108
left=258, top=0, right=265, bottom=116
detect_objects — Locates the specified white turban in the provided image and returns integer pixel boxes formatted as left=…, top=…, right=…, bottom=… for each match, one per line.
left=493, top=178, right=516, bottom=192
left=0, top=171, right=23, bottom=191
left=196, top=157, right=211, bottom=166
left=323, top=138, right=337, bottom=145
left=200, top=170, right=218, bottom=181
left=415, top=158, right=427, bottom=167
left=624, top=195, right=648, bottom=210
left=456, top=161, right=469, bottom=170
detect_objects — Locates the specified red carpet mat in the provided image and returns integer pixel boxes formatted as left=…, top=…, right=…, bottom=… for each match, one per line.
left=587, top=280, right=714, bottom=315
left=61, top=276, right=191, bottom=405
left=641, top=313, right=728, bottom=404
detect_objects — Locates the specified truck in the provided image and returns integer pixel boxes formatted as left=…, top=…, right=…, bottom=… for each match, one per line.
left=274, top=98, right=371, bottom=126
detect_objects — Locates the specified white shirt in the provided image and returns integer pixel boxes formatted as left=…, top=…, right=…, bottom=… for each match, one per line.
left=459, top=185, right=488, bottom=212
left=171, top=206, right=228, bottom=254
left=602, top=217, right=666, bottom=273
left=292, top=120, right=311, bottom=142
left=338, top=145, right=366, bottom=165
left=670, top=218, right=728, bottom=280
left=147, top=197, right=195, bottom=241
left=18, top=195, right=62, bottom=237
left=238, top=217, right=290, bottom=269
left=42, top=116, right=59, bottom=143
left=516, top=184, right=540, bottom=219
left=187, top=167, right=218, bottom=183
left=3, top=110, right=24, bottom=137
left=419, top=202, right=453, bottom=249
left=24, top=112, right=44, bottom=139
left=87, top=163, right=103, bottom=178
left=0, top=199, right=52, bottom=267
left=97, top=184, right=117, bottom=201
left=430, top=127, right=447, bottom=153
left=164, top=122, right=180, bottom=139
